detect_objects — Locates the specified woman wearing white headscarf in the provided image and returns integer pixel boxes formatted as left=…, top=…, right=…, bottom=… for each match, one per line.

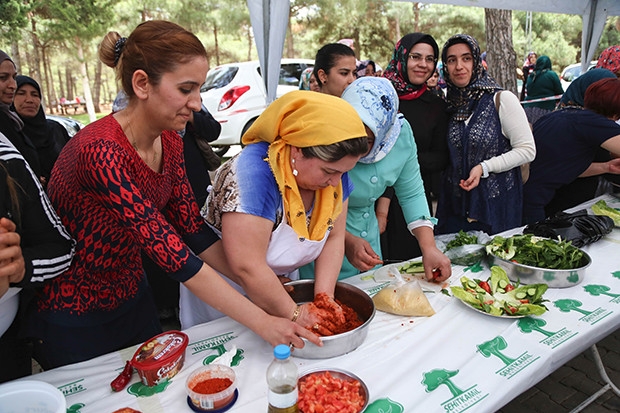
left=334, top=77, right=450, bottom=280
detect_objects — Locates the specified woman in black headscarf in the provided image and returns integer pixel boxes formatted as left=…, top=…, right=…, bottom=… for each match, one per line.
left=0, top=51, right=43, bottom=183
left=379, top=33, right=449, bottom=262
left=11, top=75, right=70, bottom=183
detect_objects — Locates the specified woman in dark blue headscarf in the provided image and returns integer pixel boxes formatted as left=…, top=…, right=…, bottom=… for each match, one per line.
left=543, top=68, right=619, bottom=216
left=436, top=34, right=536, bottom=235
left=559, top=68, right=617, bottom=107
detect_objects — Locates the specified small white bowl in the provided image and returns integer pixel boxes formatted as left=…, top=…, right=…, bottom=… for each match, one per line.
left=0, top=380, right=66, bottom=413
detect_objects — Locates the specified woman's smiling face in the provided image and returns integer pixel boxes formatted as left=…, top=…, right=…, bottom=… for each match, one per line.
left=0, top=60, right=17, bottom=105
left=406, top=43, right=436, bottom=86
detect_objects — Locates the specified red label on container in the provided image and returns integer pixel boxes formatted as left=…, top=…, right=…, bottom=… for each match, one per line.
left=131, top=331, right=188, bottom=387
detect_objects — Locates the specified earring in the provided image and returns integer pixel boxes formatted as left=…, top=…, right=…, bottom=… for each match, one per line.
left=292, top=158, right=298, bottom=176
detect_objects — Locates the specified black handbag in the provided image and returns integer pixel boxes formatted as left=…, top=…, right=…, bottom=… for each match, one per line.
left=523, top=209, right=614, bottom=248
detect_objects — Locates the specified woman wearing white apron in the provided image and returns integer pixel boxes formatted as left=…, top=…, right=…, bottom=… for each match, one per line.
left=180, top=91, right=368, bottom=331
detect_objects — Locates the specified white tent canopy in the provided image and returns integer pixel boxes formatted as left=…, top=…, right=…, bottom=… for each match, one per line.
left=247, top=0, right=620, bottom=105
left=247, top=0, right=289, bottom=105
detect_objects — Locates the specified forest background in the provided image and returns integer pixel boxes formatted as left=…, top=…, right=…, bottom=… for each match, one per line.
left=1, top=0, right=619, bottom=124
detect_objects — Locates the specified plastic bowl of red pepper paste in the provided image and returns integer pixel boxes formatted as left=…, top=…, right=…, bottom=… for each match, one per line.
left=186, top=364, right=237, bottom=411
left=131, top=330, right=189, bottom=387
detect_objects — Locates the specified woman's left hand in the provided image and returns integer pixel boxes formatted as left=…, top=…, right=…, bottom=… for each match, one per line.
left=0, top=218, right=25, bottom=285
left=459, top=164, right=483, bottom=191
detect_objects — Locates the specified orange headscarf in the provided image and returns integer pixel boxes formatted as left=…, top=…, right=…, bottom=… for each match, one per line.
left=242, top=91, right=366, bottom=241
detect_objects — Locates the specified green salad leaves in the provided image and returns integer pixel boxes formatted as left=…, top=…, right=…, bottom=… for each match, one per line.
left=445, top=230, right=479, bottom=250
left=451, top=266, right=548, bottom=317
left=486, top=234, right=584, bottom=269
left=591, top=200, right=620, bottom=226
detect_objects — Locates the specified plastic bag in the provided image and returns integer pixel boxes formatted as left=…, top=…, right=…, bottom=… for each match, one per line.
left=372, top=272, right=435, bottom=317
left=435, top=230, right=491, bottom=266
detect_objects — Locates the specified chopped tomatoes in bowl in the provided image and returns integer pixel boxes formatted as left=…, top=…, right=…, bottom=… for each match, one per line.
left=298, top=369, right=368, bottom=413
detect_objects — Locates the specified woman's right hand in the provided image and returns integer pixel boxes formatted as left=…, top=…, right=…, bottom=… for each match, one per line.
left=297, top=297, right=345, bottom=336
left=345, top=234, right=383, bottom=272
left=260, top=314, right=322, bottom=349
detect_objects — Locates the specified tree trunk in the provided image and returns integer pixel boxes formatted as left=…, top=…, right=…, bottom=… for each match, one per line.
left=75, top=37, right=96, bottom=123
left=394, top=12, right=400, bottom=43
left=93, top=59, right=102, bottom=113
left=41, top=47, right=57, bottom=114
left=286, top=7, right=294, bottom=58
left=213, top=24, right=220, bottom=66
left=484, top=8, right=518, bottom=95
left=413, top=2, right=420, bottom=33
left=66, top=69, right=73, bottom=101
left=10, top=42, right=21, bottom=73
left=246, top=27, right=252, bottom=61
left=29, top=16, right=42, bottom=83
left=58, top=68, right=65, bottom=103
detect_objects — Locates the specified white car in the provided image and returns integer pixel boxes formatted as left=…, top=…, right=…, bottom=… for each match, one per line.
left=200, top=59, right=314, bottom=156
left=47, top=115, right=84, bottom=138
left=560, top=61, right=597, bottom=91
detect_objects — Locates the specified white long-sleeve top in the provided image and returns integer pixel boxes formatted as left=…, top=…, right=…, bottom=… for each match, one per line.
left=464, top=91, right=536, bottom=173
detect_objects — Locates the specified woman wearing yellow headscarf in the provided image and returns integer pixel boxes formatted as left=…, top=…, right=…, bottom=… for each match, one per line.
left=179, top=91, right=368, bottom=332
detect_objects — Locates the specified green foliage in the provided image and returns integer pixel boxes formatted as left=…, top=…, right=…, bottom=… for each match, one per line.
left=1, top=0, right=618, bottom=114
left=0, top=0, right=26, bottom=27
left=0, top=0, right=28, bottom=40
left=41, top=0, right=117, bottom=41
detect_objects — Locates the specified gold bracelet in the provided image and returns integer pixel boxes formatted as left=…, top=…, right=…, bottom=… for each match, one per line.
left=291, top=305, right=301, bottom=322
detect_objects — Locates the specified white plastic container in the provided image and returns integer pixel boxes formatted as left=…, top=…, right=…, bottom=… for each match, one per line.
left=0, top=380, right=66, bottom=413
left=186, top=364, right=237, bottom=411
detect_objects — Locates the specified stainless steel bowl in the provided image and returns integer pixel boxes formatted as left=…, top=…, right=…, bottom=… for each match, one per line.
left=487, top=249, right=592, bottom=288
left=286, top=280, right=375, bottom=359
left=298, top=368, right=369, bottom=413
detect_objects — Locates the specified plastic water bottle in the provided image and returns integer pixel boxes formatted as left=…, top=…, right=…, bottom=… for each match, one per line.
left=267, top=344, right=299, bottom=413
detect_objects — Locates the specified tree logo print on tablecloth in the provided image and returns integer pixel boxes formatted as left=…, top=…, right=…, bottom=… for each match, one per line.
left=554, top=299, right=612, bottom=325
left=364, top=397, right=405, bottom=413
left=584, top=284, right=620, bottom=303
left=127, top=379, right=171, bottom=397
left=517, top=317, right=577, bottom=348
left=464, top=262, right=484, bottom=273
left=422, top=368, right=488, bottom=412
left=477, top=336, right=538, bottom=378
left=611, top=271, right=620, bottom=280
left=202, top=345, right=244, bottom=366
left=67, top=403, right=85, bottom=413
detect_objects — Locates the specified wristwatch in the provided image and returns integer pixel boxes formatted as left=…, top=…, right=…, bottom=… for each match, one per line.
left=480, top=161, right=489, bottom=179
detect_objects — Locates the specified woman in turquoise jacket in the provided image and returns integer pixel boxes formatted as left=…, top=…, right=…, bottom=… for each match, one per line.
left=337, top=77, right=450, bottom=280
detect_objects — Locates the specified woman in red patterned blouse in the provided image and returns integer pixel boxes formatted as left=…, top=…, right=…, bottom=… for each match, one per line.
left=25, top=21, right=321, bottom=370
